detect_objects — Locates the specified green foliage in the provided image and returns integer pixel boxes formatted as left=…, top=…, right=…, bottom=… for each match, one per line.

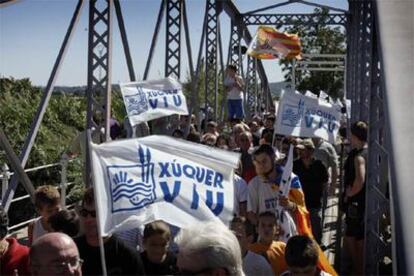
left=0, top=78, right=89, bottom=224
left=0, top=78, right=84, bottom=169
left=280, top=8, right=346, bottom=99
left=111, top=87, right=127, bottom=122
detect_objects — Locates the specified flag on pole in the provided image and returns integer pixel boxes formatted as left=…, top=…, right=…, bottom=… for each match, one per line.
left=247, top=26, right=302, bottom=60
left=278, top=145, right=337, bottom=276
left=90, top=135, right=240, bottom=236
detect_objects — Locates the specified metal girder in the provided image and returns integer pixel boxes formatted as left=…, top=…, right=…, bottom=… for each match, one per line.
left=243, top=13, right=347, bottom=26
left=244, top=0, right=348, bottom=15
left=0, top=129, right=35, bottom=206
left=227, top=22, right=243, bottom=74
left=1, top=0, right=84, bottom=211
left=85, top=0, right=113, bottom=184
left=204, top=0, right=218, bottom=121
left=348, top=1, right=359, bottom=120
left=165, top=0, right=181, bottom=78
left=370, top=0, right=414, bottom=273
left=114, top=0, right=136, bottom=81
left=359, top=1, right=372, bottom=123
left=345, top=0, right=393, bottom=274
left=245, top=56, right=258, bottom=118
left=365, top=24, right=391, bottom=272
left=347, top=0, right=371, bottom=122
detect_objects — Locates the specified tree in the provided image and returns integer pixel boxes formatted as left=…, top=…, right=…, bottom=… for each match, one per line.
left=280, top=8, right=346, bottom=99
left=0, top=78, right=87, bottom=224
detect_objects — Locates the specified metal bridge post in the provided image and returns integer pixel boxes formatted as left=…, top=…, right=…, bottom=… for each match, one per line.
left=165, top=0, right=182, bottom=78
left=59, top=154, right=69, bottom=208
left=227, top=22, right=243, bottom=72
left=205, top=0, right=219, bottom=122
left=364, top=1, right=392, bottom=273
left=1, top=164, right=10, bottom=202
left=245, top=56, right=257, bottom=119
left=85, top=0, right=113, bottom=185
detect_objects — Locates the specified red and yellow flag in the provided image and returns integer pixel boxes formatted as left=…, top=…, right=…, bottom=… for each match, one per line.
left=282, top=146, right=337, bottom=275
left=247, top=26, right=302, bottom=60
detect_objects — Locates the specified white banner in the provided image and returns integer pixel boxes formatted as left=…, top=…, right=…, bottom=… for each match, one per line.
left=275, top=92, right=341, bottom=144
left=91, top=136, right=240, bottom=236
left=120, top=77, right=189, bottom=126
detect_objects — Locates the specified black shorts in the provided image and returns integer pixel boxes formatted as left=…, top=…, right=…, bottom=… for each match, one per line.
left=345, top=204, right=365, bottom=240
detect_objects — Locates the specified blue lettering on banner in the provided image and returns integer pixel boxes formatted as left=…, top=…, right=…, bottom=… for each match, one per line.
left=305, top=115, right=313, bottom=128
left=304, top=113, right=337, bottom=133
left=139, top=89, right=183, bottom=110
left=158, top=162, right=224, bottom=188
left=160, top=181, right=181, bottom=202
left=173, top=95, right=182, bottom=106
left=159, top=162, right=171, bottom=177
left=105, top=146, right=227, bottom=217
left=149, top=99, right=158, bottom=109
left=107, top=145, right=156, bottom=213
left=191, top=184, right=199, bottom=209
left=206, top=190, right=224, bottom=215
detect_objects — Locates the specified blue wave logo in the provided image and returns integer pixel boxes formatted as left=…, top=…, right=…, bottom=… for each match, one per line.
left=281, top=99, right=305, bottom=127
left=124, top=88, right=148, bottom=116
left=107, top=145, right=156, bottom=213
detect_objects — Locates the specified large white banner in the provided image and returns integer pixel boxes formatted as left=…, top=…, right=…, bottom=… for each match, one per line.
left=120, top=77, right=189, bottom=126
left=275, top=92, right=341, bottom=144
left=91, top=136, right=240, bottom=236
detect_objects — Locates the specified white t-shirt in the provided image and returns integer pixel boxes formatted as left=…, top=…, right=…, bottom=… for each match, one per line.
left=32, top=217, right=48, bottom=243
left=234, top=175, right=248, bottom=215
left=224, top=75, right=244, bottom=100
left=243, top=250, right=274, bottom=276
left=247, top=166, right=300, bottom=242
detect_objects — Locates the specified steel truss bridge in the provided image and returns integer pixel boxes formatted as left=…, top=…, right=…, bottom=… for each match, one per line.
left=0, top=0, right=413, bottom=274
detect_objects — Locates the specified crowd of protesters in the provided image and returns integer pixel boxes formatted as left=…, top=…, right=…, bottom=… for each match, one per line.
left=1, top=66, right=368, bottom=275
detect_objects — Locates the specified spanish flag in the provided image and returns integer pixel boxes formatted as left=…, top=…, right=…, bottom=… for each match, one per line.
left=247, top=26, right=302, bottom=60
left=281, top=146, right=337, bottom=276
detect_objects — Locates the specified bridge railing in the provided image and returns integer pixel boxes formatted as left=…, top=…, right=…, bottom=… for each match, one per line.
left=0, top=154, right=80, bottom=232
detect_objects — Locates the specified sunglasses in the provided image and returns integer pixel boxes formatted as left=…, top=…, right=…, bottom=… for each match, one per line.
left=79, top=208, right=96, bottom=218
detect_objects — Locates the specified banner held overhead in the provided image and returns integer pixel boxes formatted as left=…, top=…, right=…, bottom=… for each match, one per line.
left=275, top=92, right=341, bottom=144
left=120, top=77, right=189, bottom=126
left=90, top=135, right=240, bottom=236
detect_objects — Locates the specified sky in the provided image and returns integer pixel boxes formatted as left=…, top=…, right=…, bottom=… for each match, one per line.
left=0, top=0, right=347, bottom=87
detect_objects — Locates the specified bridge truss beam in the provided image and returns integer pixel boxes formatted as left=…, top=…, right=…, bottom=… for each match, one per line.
left=165, top=0, right=182, bottom=78
left=243, top=13, right=347, bottom=26
left=346, top=0, right=392, bottom=274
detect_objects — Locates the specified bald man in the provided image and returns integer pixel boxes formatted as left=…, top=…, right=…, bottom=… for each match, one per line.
left=30, top=232, right=82, bottom=276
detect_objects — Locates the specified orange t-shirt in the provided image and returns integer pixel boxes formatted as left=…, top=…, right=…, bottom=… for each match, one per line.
left=249, top=241, right=287, bottom=276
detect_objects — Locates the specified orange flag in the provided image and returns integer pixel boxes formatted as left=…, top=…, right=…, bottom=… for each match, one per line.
left=247, top=26, right=302, bottom=60
left=282, top=146, right=337, bottom=275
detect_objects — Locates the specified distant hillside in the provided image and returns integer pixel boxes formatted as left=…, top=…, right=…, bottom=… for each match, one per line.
left=51, top=84, right=121, bottom=95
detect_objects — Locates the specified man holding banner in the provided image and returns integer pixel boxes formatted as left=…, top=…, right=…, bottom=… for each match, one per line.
left=247, top=144, right=337, bottom=276
left=75, top=188, right=146, bottom=275
left=247, top=144, right=302, bottom=240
